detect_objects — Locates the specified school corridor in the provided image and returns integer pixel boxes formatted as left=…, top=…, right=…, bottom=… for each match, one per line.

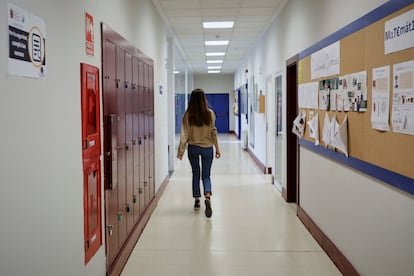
left=121, top=134, right=341, bottom=276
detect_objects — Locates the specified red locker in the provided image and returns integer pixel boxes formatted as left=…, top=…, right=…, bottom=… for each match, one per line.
left=80, top=63, right=102, bottom=264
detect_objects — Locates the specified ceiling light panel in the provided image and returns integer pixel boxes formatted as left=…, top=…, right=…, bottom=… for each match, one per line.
left=205, top=52, right=225, bottom=56
left=207, top=66, right=222, bottom=69
left=203, top=21, right=234, bottom=29
left=205, top=40, right=229, bottom=46
left=208, top=70, right=221, bottom=73
left=206, top=60, right=223, bottom=63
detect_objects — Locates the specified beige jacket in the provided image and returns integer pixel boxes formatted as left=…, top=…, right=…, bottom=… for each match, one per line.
left=177, top=109, right=218, bottom=159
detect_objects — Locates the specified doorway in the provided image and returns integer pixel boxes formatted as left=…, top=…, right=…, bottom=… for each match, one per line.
left=285, top=55, right=299, bottom=203
left=274, top=74, right=283, bottom=190
left=205, top=93, right=229, bottom=133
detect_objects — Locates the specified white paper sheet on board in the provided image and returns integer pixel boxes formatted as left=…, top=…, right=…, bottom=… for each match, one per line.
left=332, top=115, right=349, bottom=157
left=292, top=112, right=306, bottom=138
left=371, top=66, right=390, bottom=131
left=392, top=60, right=414, bottom=135
left=322, top=112, right=332, bottom=147
left=307, top=113, right=319, bottom=145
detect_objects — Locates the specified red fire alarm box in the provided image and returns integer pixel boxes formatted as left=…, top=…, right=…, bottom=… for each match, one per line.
left=81, top=63, right=101, bottom=164
left=81, top=63, right=102, bottom=264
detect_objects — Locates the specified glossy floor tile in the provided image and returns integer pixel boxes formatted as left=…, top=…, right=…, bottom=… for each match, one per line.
left=121, top=134, right=341, bottom=276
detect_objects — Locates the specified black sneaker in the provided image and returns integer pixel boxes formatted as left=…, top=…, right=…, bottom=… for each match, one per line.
left=205, top=198, right=212, bottom=218
left=194, top=199, right=200, bottom=210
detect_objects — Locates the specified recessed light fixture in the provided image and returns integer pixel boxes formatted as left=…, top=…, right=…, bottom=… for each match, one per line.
left=203, top=21, right=234, bottom=29
left=174, top=70, right=180, bottom=74
left=206, top=52, right=225, bottom=56
left=205, top=40, right=229, bottom=46
left=207, top=66, right=222, bottom=69
left=208, top=70, right=221, bottom=73
left=206, top=60, right=223, bottom=64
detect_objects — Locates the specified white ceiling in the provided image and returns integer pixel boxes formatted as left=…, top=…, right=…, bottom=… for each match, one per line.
left=152, top=0, right=287, bottom=74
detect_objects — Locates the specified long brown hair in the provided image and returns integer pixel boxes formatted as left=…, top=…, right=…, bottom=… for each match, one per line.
left=184, top=88, right=212, bottom=126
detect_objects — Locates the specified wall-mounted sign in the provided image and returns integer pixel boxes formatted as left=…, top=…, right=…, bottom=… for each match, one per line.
left=85, top=12, right=94, bottom=56
left=311, top=41, right=340, bottom=80
left=8, top=3, right=46, bottom=79
left=384, top=8, right=414, bottom=54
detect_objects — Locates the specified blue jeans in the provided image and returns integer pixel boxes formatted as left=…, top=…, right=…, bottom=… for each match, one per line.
left=187, top=145, right=213, bottom=198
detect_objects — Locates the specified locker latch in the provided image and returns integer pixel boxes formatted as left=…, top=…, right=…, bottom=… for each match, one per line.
left=118, top=212, right=123, bottom=221
left=107, top=225, right=113, bottom=236
left=126, top=203, right=131, bottom=213
left=133, top=194, right=137, bottom=203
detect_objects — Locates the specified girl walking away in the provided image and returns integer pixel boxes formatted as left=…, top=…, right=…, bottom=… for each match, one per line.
left=177, top=88, right=221, bottom=218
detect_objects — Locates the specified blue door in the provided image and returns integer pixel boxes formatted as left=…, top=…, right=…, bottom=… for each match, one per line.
left=206, top=94, right=229, bottom=133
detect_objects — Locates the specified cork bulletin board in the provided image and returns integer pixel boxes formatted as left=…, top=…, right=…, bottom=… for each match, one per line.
left=297, top=1, right=414, bottom=194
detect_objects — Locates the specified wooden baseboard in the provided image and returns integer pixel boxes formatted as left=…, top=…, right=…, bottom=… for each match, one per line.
left=247, top=148, right=266, bottom=173
left=229, top=130, right=237, bottom=137
left=297, top=206, right=360, bottom=276
left=107, top=176, right=170, bottom=276
left=282, top=187, right=287, bottom=201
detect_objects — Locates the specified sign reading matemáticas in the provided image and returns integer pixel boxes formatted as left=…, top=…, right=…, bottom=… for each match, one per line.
left=8, top=3, right=46, bottom=79
left=385, top=8, right=414, bottom=54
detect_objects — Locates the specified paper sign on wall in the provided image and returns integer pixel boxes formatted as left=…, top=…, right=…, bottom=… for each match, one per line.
left=85, top=12, right=94, bottom=56
left=8, top=3, right=46, bottom=79
left=384, top=8, right=414, bottom=54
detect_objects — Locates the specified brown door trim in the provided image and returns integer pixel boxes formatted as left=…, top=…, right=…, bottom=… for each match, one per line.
left=284, top=54, right=299, bottom=204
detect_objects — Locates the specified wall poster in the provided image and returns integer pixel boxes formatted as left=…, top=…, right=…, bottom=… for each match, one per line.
left=8, top=3, right=47, bottom=79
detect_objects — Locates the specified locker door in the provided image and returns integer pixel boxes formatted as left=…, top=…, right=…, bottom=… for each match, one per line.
left=149, top=113, right=155, bottom=199
left=143, top=63, right=149, bottom=112
left=132, top=57, right=140, bottom=222
left=116, top=46, right=127, bottom=245
left=138, top=60, right=144, bottom=112
left=124, top=52, right=134, bottom=234
left=103, top=40, right=119, bottom=267
left=138, top=112, right=145, bottom=211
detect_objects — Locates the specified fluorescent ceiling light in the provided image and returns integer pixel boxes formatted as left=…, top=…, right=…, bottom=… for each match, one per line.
left=205, top=40, right=229, bottom=46
left=174, top=70, right=180, bottom=74
left=203, top=21, right=234, bottom=29
left=208, top=70, right=221, bottom=73
left=207, top=66, right=222, bottom=69
left=206, top=52, right=225, bottom=56
left=206, top=60, right=223, bottom=64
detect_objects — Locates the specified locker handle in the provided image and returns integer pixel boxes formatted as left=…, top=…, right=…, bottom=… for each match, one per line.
left=138, top=137, right=142, bottom=145
left=132, top=139, right=136, bottom=145
left=124, top=81, right=129, bottom=88
left=124, top=143, right=129, bottom=150
left=116, top=79, right=121, bottom=88
left=138, top=188, right=143, bottom=194
left=126, top=203, right=131, bottom=213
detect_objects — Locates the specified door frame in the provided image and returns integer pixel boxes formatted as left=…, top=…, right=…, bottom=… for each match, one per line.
left=284, top=55, right=299, bottom=204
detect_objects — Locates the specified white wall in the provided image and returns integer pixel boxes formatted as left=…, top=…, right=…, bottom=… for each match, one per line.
left=0, top=0, right=169, bottom=275
left=235, top=0, right=414, bottom=275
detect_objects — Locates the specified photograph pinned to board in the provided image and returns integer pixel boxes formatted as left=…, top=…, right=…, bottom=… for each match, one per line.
left=319, top=78, right=339, bottom=110
left=371, top=66, right=390, bottom=131
left=306, top=111, right=319, bottom=145
left=292, top=111, right=306, bottom=138
left=391, top=60, right=414, bottom=135
left=339, top=71, right=367, bottom=112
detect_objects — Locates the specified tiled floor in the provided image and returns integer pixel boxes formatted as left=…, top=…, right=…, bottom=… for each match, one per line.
left=121, top=134, right=341, bottom=276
